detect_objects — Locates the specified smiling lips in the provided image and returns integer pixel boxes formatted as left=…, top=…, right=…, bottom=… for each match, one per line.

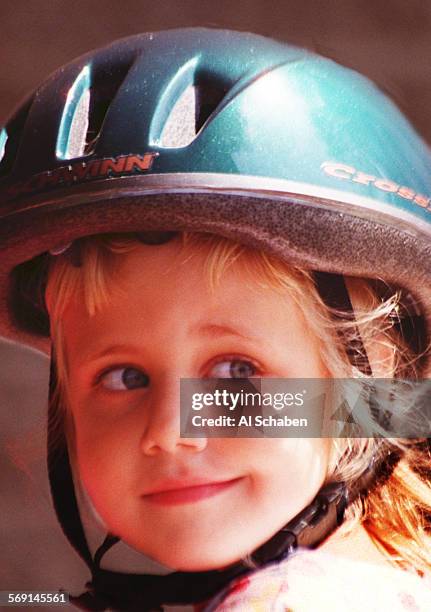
left=142, top=477, right=243, bottom=505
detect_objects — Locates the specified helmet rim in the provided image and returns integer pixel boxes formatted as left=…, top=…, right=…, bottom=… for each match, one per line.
left=2, top=178, right=431, bottom=356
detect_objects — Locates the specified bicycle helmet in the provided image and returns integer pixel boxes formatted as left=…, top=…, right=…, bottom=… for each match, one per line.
left=0, top=28, right=430, bottom=610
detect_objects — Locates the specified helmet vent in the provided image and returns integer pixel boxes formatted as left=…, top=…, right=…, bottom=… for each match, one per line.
left=83, top=53, right=136, bottom=156
left=159, top=84, right=197, bottom=148
left=56, top=65, right=91, bottom=160
left=65, top=87, right=90, bottom=159
left=56, top=54, right=136, bottom=159
left=194, top=73, right=230, bottom=133
left=152, top=59, right=230, bottom=149
left=150, top=57, right=199, bottom=149
left=0, top=95, right=34, bottom=177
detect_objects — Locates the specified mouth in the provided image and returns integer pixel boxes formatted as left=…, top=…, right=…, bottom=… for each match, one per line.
left=141, top=476, right=244, bottom=506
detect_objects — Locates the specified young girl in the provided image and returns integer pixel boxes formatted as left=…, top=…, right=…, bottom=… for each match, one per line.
left=1, top=28, right=431, bottom=611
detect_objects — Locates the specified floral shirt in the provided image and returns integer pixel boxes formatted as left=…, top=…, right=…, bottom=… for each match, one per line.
left=201, top=550, right=431, bottom=612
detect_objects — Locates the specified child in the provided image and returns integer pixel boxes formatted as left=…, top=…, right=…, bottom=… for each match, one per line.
left=1, top=28, right=431, bottom=611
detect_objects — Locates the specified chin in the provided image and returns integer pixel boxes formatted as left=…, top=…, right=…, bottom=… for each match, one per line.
left=154, top=548, right=246, bottom=572
left=125, top=533, right=249, bottom=572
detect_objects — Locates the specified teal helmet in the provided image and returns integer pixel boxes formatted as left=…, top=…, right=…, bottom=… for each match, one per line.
left=0, top=28, right=430, bottom=611
left=0, top=28, right=430, bottom=352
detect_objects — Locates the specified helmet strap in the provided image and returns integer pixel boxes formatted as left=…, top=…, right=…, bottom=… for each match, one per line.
left=313, top=271, right=372, bottom=375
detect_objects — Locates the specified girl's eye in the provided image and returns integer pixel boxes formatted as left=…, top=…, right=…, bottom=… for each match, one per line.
left=100, top=367, right=150, bottom=391
left=208, top=358, right=258, bottom=379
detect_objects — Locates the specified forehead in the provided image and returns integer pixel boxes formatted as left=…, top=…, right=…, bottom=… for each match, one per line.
left=58, top=239, right=311, bottom=354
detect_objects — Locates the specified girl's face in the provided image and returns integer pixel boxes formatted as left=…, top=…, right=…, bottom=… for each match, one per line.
left=60, top=240, right=330, bottom=570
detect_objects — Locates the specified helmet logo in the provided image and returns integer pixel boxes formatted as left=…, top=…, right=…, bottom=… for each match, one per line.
left=5, top=153, right=159, bottom=201
left=321, top=161, right=430, bottom=210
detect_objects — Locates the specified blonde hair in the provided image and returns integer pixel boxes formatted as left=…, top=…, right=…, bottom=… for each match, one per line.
left=45, top=232, right=431, bottom=573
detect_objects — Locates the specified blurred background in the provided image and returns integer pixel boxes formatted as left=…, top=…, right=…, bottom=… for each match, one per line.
left=1, top=0, right=431, bottom=609
left=2, top=0, right=431, bottom=139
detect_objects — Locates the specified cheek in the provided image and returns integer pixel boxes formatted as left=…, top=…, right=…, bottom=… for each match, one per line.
left=241, top=438, right=330, bottom=514
left=71, top=409, right=139, bottom=512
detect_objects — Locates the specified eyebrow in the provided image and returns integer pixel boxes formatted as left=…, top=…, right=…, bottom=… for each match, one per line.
left=83, top=325, right=258, bottom=363
left=191, top=322, right=258, bottom=342
left=83, top=343, right=138, bottom=362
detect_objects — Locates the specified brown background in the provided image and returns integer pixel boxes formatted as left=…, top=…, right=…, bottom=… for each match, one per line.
left=1, top=1, right=430, bottom=609
left=2, top=0, right=431, bottom=141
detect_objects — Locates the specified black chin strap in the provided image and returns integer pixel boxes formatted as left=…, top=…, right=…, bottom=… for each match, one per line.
left=47, top=273, right=396, bottom=611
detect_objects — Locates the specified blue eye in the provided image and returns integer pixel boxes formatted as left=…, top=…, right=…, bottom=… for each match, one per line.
left=101, top=367, right=150, bottom=391
left=209, top=359, right=258, bottom=379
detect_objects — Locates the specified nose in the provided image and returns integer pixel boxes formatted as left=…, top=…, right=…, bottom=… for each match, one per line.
left=140, top=380, right=207, bottom=455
